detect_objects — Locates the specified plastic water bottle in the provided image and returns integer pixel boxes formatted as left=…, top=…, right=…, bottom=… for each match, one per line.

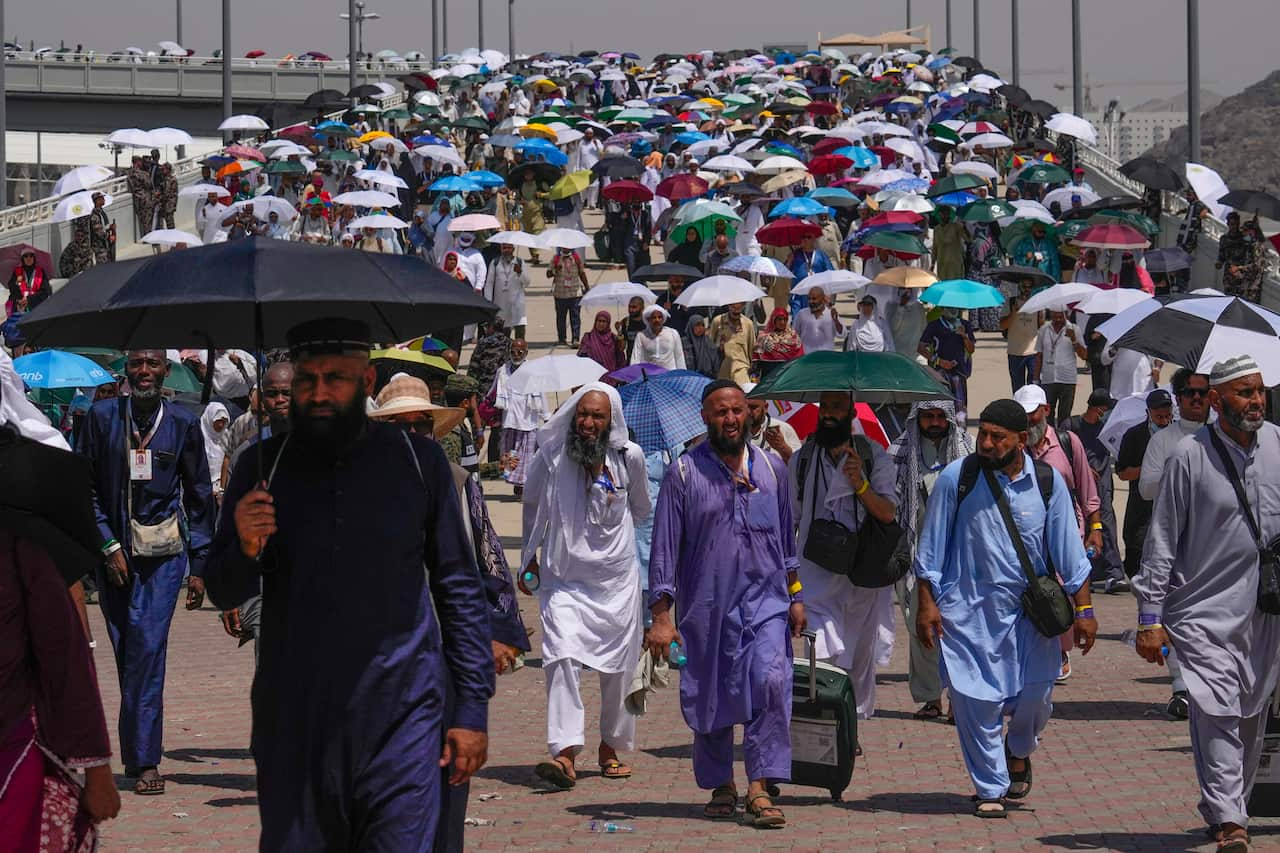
left=1086, top=545, right=1098, bottom=559
left=1120, top=628, right=1169, bottom=657
left=520, top=569, right=540, bottom=593
left=668, top=641, right=687, bottom=667
left=587, top=822, right=634, bottom=833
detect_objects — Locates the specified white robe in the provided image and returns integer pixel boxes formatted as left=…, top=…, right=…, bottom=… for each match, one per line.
left=485, top=256, right=530, bottom=327
left=630, top=328, right=686, bottom=371
left=493, top=363, right=545, bottom=432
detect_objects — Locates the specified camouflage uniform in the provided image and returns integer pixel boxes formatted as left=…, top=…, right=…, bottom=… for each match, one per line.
left=127, top=164, right=155, bottom=235
left=158, top=168, right=179, bottom=229
left=89, top=208, right=113, bottom=265
left=1218, top=229, right=1263, bottom=304
left=58, top=218, right=95, bottom=278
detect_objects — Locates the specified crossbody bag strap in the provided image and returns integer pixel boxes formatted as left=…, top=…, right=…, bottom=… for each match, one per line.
left=1208, top=427, right=1263, bottom=546
left=982, top=467, right=1040, bottom=586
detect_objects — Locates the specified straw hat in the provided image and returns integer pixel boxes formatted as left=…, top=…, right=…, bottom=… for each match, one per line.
left=369, top=373, right=465, bottom=438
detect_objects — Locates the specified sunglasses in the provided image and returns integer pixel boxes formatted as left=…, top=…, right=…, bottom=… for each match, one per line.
left=1178, top=387, right=1210, bottom=399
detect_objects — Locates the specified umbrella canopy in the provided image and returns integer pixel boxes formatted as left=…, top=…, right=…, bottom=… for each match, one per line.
left=1143, top=247, right=1194, bottom=274
left=1074, top=287, right=1152, bottom=316
left=579, top=281, right=657, bottom=309
left=601, top=180, right=653, bottom=204
left=756, top=217, right=822, bottom=247
left=718, top=255, right=792, bottom=277
left=52, top=192, right=111, bottom=223
left=631, top=262, right=704, bottom=282
left=0, top=244, right=55, bottom=279
left=13, top=350, right=112, bottom=389
left=674, top=275, right=767, bottom=308
left=957, top=199, right=1014, bottom=222
left=863, top=230, right=926, bottom=256
left=591, top=156, right=645, bottom=179
left=20, top=238, right=496, bottom=349
left=872, top=267, right=937, bottom=288
left=1119, top=157, right=1185, bottom=192
left=349, top=214, right=408, bottom=230
left=333, top=190, right=402, bottom=209
left=51, top=165, right=114, bottom=197
left=919, top=279, right=1005, bottom=309
left=218, top=114, right=270, bottom=132
left=617, top=369, right=713, bottom=451
left=791, top=269, right=870, bottom=296
left=505, top=161, right=562, bottom=189
left=1218, top=189, right=1280, bottom=220
left=985, top=265, right=1057, bottom=287
left=140, top=228, right=203, bottom=247
left=1016, top=162, right=1071, bottom=185
left=1071, top=223, right=1149, bottom=250
left=656, top=174, right=710, bottom=201
left=486, top=231, right=543, bottom=249
left=536, top=228, right=593, bottom=250
left=1018, top=282, right=1101, bottom=314
left=447, top=213, right=503, bottom=233
left=1045, top=113, right=1097, bottom=145
left=508, top=354, right=606, bottom=394
left=1096, top=296, right=1280, bottom=384
left=607, top=363, right=669, bottom=384
left=747, top=350, right=952, bottom=404
left=547, top=170, right=594, bottom=201
left=928, top=173, right=989, bottom=198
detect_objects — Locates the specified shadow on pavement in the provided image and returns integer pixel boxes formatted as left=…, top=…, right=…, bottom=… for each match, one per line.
left=1037, top=831, right=1211, bottom=851
left=864, top=791, right=975, bottom=815
left=1051, top=700, right=1167, bottom=721
left=565, top=801, right=706, bottom=821
left=165, top=747, right=252, bottom=763
left=165, top=772, right=257, bottom=791
left=208, top=795, right=258, bottom=808
left=641, top=743, right=695, bottom=760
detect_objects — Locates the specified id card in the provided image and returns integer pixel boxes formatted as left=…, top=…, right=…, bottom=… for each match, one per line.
left=130, top=449, right=153, bottom=481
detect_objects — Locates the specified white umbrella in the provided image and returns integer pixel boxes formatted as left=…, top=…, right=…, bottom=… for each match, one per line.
left=1018, top=282, right=1100, bottom=314
left=1046, top=113, right=1098, bottom=146
left=965, top=132, right=1014, bottom=149
left=580, top=282, right=657, bottom=309
left=229, top=196, right=298, bottom=221
left=792, top=269, right=871, bottom=296
left=449, top=213, right=503, bottom=233
left=950, top=161, right=998, bottom=181
left=884, top=137, right=926, bottom=162
left=351, top=102, right=383, bottom=113
left=999, top=200, right=1056, bottom=227
left=675, top=275, right=767, bottom=308
left=537, top=228, right=593, bottom=250
left=218, top=114, right=270, bottom=132
left=718, top=255, right=791, bottom=277
left=486, top=230, right=542, bottom=249
left=555, top=127, right=585, bottom=145
left=333, top=190, right=402, bottom=208
left=141, top=228, right=203, bottom=247
left=1185, top=162, right=1231, bottom=220
left=414, top=145, right=467, bottom=171
left=350, top=214, right=409, bottom=230
left=1098, top=393, right=1159, bottom=456
left=1041, top=186, right=1100, bottom=209
left=52, top=192, right=110, bottom=223
left=51, top=165, right=113, bottom=197
left=1075, top=288, right=1152, bottom=317
left=260, top=139, right=310, bottom=158
left=147, top=126, right=194, bottom=146
left=877, top=193, right=936, bottom=214
left=368, top=137, right=410, bottom=155
left=509, top=354, right=607, bottom=394
left=353, top=169, right=410, bottom=190
left=754, top=155, right=808, bottom=175
left=106, top=128, right=156, bottom=148
left=158, top=40, right=186, bottom=54
left=180, top=183, right=232, bottom=199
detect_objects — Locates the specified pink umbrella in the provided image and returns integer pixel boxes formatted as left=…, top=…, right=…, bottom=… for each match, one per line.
left=1071, top=223, right=1150, bottom=251
left=225, top=143, right=266, bottom=162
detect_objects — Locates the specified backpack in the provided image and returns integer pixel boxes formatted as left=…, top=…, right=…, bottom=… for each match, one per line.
left=955, top=453, right=1055, bottom=515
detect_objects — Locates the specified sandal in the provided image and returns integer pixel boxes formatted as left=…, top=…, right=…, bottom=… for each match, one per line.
left=974, top=797, right=1007, bottom=819
left=1005, top=742, right=1032, bottom=800
left=742, top=792, right=786, bottom=828
left=598, top=759, right=631, bottom=780
left=703, top=785, right=738, bottom=820
left=1218, top=827, right=1250, bottom=852
left=913, top=700, right=945, bottom=720
left=534, top=756, right=576, bottom=790
left=134, top=769, right=165, bottom=796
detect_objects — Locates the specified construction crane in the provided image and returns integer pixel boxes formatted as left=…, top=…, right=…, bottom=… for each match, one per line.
left=1051, top=74, right=1217, bottom=112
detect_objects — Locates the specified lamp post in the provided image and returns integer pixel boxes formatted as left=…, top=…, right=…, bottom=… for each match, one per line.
left=1187, top=0, right=1201, bottom=163
left=221, top=0, right=231, bottom=141
left=478, top=0, right=484, bottom=50
left=1010, top=0, right=1018, bottom=87
left=508, top=0, right=514, bottom=60
left=972, top=0, right=980, bottom=62
left=176, top=0, right=183, bottom=46
left=339, top=1, right=380, bottom=90
left=441, top=0, right=448, bottom=55
left=1071, top=0, right=1082, bottom=115
left=431, top=0, right=438, bottom=63
left=945, top=0, right=952, bottom=50
left=906, top=0, right=911, bottom=30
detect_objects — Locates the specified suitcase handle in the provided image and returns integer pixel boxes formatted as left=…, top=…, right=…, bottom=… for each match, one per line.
left=802, top=629, right=817, bottom=703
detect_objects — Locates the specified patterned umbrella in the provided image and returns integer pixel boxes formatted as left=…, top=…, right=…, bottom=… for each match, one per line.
left=618, top=369, right=712, bottom=451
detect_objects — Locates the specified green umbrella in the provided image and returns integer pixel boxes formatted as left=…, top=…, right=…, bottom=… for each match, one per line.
left=1017, top=162, right=1071, bottom=184
left=595, top=106, right=623, bottom=122
left=671, top=200, right=741, bottom=241
left=863, top=230, right=927, bottom=256
left=381, top=108, right=412, bottom=120
left=318, top=149, right=360, bottom=162
left=1089, top=209, right=1159, bottom=237
left=107, top=358, right=203, bottom=393
left=64, top=346, right=124, bottom=368
left=927, top=123, right=962, bottom=145
left=927, top=173, right=989, bottom=197
left=451, top=116, right=491, bottom=131
left=613, top=108, right=654, bottom=123
left=265, top=160, right=308, bottom=175
left=747, top=350, right=953, bottom=405
left=1000, top=219, right=1062, bottom=253
left=958, top=199, right=1015, bottom=222
left=1057, top=219, right=1090, bottom=242
left=722, top=93, right=755, bottom=106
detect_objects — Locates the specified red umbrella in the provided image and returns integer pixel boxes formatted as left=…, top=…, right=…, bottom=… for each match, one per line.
left=756, top=217, right=822, bottom=247
left=853, top=244, right=921, bottom=261
left=811, top=137, right=848, bottom=157
left=244, top=49, right=266, bottom=59
left=770, top=400, right=888, bottom=448
left=804, top=101, right=839, bottom=117
left=0, top=243, right=54, bottom=279
left=1071, top=223, right=1150, bottom=250
left=277, top=123, right=319, bottom=143
left=601, top=179, right=653, bottom=204
left=225, top=143, right=266, bottom=162
left=808, top=154, right=853, bottom=176
left=656, top=174, right=709, bottom=201
left=869, top=146, right=897, bottom=168
left=827, top=177, right=871, bottom=192
left=863, top=211, right=925, bottom=226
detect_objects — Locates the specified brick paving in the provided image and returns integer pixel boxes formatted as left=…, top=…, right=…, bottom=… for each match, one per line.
left=86, top=214, right=1280, bottom=850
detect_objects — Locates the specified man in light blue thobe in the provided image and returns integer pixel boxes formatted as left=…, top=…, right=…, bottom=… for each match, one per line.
left=1134, top=355, right=1280, bottom=848
left=647, top=380, right=806, bottom=827
left=914, top=399, right=1094, bottom=816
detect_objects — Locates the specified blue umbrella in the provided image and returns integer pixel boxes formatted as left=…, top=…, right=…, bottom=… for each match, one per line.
left=884, top=100, right=922, bottom=115
left=430, top=175, right=482, bottom=192
left=882, top=178, right=931, bottom=194
left=617, top=369, right=712, bottom=452
left=675, top=131, right=711, bottom=146
left=926, top=57, right=952, bottom=70
left=514, top=138, right=568, bottom=167
left=919, top=279, right=1005, bottom=309
left=931, top=191, right=980, bottom=207
left=770, top=197, right=829, bottom=219
left=412, top=134, right=452, bottom=147
left=765, top=142, right=804, bottom=159
left=14, top=350, right=112, bottom=389
left=834, top=146, right=881, bottom=169
left=807, top=187, right=858, bottom=208
left=463, top=170, right=506, bottom=188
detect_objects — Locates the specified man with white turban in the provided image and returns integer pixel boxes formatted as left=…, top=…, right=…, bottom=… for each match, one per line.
left=630, top=304, right=686, bottom=371
left=519, top=383, right=650, bottom=788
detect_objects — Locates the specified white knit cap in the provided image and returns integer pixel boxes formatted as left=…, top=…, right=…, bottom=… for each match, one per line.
left=1210, top=354, right=1261, bottom=386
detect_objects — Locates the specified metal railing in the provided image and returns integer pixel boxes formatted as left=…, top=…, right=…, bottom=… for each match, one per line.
left=4, top=50, right=431, bottom=73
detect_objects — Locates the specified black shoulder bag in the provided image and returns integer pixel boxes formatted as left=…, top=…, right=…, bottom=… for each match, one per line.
left=983, top=467, right=1075, bottom=637
left=1207, top=428, right=1280, bottom=616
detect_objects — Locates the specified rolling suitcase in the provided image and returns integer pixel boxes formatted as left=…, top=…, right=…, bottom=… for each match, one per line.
left=1249, top=685, right=1280, bottom=816
left=788, top=630, right=857, bottom=801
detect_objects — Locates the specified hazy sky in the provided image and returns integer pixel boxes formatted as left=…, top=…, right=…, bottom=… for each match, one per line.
left=9, top=0, right=1279, bottom=109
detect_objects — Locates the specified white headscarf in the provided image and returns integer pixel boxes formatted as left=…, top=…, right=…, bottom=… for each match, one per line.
left=536, top=381, right=629, bottom=453
left=200, top=402, right=230, bottom=487
left=0, top=350, right=69, bottom=450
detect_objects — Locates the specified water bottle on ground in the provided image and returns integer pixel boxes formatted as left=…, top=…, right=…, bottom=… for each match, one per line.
left=1120, top=628, right=1168, bottom=657
left=587, top=821, right=635, bottom=833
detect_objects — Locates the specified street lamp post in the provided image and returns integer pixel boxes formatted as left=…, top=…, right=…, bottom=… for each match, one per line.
left=176, top=0, right=183, bottom=46
left=1071, top=0, right=1082, bottom=115
left=945, top=0, right=952, bottom=50
left=973, top=0, right=980, bottom=62
left=508, top=0, right=514, bottom=60
left=431, top=0, right=438, bottom=63
left=1187, top=0, right=1201, bottom=163
left=441, top=0, right=448, bottom=55
left=1010, top=0, right=1018, bottom=87
left=221, top=0, right=231, bottom=141
left=906, top=0, right=911, bottom=30
left=339, top=1, right=380, bottom=92
left=478, top=0, right=484, bottom=50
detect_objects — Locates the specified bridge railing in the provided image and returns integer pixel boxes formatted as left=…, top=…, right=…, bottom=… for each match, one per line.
left=4, top=50, right=432, bottom=72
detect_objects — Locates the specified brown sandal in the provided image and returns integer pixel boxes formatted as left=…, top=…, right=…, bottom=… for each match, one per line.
left=534, top=756, right=576, bottom=790
left=703, top=785, right=737, bottom=820
left=1218, top=828, right=1251, bottom=852
left=134, top=771, right=165, bottom=796
left=742, top=792, right=785, bottom=828
left=598, top=759, right=631, bottom=780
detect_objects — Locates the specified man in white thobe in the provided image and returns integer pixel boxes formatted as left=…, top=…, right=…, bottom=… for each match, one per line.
left=1134, top=355, right=1280, bottom=849
left=788, top=392, right=899, bottom=726
left=484, top=244, right=530, bottom=340
left=843, top=296, right=893, bottom=353
left=520, top=383, right=650, bottom=788
left=886, top=288, right=928, bottom=358
left=577, top=130, right=604, bottom=208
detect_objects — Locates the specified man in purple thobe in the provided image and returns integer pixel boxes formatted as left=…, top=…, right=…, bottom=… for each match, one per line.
left=647, top=380, right=806, bottom=828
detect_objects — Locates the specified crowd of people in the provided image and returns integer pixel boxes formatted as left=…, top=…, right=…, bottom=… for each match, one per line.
left=2, top=38, right=1279, bottom=853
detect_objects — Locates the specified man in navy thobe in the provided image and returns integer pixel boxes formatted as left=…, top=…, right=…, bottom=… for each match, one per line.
left=206, top=318, right=493, bottom=851
left=77, top=349, right=215, bottom=795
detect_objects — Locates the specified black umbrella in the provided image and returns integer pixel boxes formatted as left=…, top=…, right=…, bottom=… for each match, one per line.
left=1119, top=157, right=1185, bottom=191
left=1013, top=136, right=1055, bottom=153
left=716, top=182, right=767, bottom=198
left=345, top=83, right=383, bottom=100
left=303, top=88, right=347, bottom=109
left=591, top=156, right=644, bottom=179
left=997, top=84, right=1031, bottom=107
left=1022, top=99, right=1058, bottom=119
left=1060, top=196, right=1144, bottom=220
left=1143, top=247, right=1194, bottom=274
left=20, top=237, right=496, bottom=350
left=763, top=101, right=806, bottom=116
left=1218, top=189, right=1280, bottom=220
left=505, top=161, right=562, bottom=189
left=632, top=262, right=704, bottom=282
left=986, top=265, right=1057, bottom=287
left=951, top=56, right=982, bottom=71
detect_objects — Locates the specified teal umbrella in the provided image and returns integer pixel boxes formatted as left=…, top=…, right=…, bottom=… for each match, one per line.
left=1017, top=162, right=1071, bottom=184
left=747, top=350, right=952, bottom=405
left=919, top=279, right=1006, bottom=309
left=958, top=199, right=1015, bottom=223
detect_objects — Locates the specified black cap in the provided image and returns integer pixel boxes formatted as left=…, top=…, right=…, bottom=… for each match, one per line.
left=287, top=317, right=372, bottom=358
left=701, top=378, right=743, bottom=403
left=1086, top=388, right=1114, bottom=410
left=1146, top=389, right=1173, bottom=410
left=978, top=399, right=1029, bottom=433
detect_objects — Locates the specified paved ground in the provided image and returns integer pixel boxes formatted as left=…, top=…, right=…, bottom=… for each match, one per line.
left=87, top=212, right=1280, bottom=850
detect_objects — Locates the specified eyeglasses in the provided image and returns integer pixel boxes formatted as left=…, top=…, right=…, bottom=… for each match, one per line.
left=393, top=416, right=434, bottom=434
left=1179, top=387, right=1210, bottom=399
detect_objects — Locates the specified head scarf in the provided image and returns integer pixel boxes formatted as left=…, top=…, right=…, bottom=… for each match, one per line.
left=578, top=310, right=619, bottom=370
left=640, top=304, right=670, bottom=339
left=684, top=313, right=720, bottom=376
left=200, top=403, right=230, bottom=485
left=753, top=306, right=804, bottom=363
left=889, top=399, right=972, bottom=553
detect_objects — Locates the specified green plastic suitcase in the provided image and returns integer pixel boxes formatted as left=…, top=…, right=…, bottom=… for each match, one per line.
left=788, top=630, right=857, bottom=801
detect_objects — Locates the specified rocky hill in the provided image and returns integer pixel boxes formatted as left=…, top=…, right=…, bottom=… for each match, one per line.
left=1131, top=89, right=1222, bottom=113
left=1144, top=70, right=1280, bottom=190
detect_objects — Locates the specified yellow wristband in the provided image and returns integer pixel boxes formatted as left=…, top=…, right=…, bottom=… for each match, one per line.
left=1136, top=623, right=1163, bottom=632
left=1074, top=604, right=1093, bottom=613
left=1090, top=522, right=1104, bottom=531
left=855, top=480, right=870, bottom=496
left=788, top=580, right=803, bottom=596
